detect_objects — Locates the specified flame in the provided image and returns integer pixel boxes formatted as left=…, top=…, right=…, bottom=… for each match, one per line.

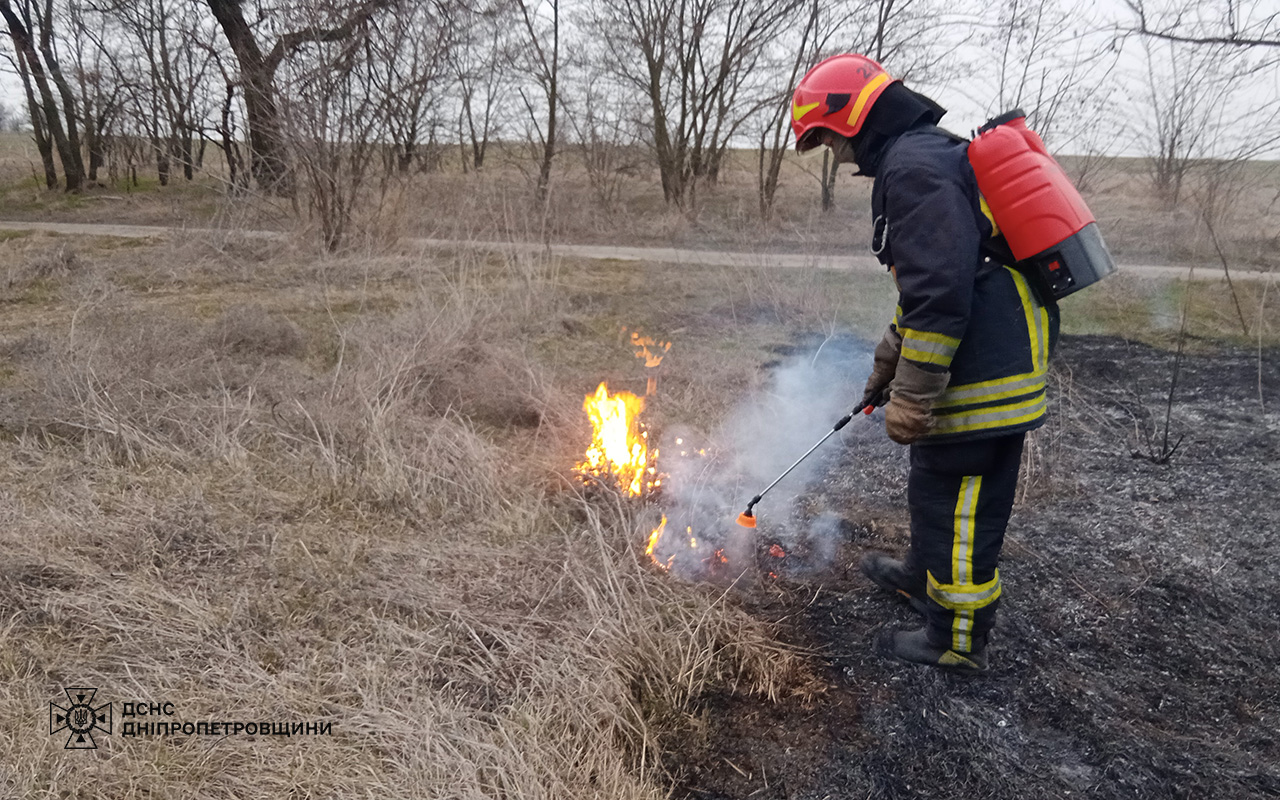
left=629, top=330, right=671, bottom=396
left=644, top=515, right=712, bottom=572
left=577, top=331, right=734, bottom=577
left=631, top=332, right=672, bottom=368
left=647, top=515, right=667, bottom=561
left=579, top=382, right=654, bottom=496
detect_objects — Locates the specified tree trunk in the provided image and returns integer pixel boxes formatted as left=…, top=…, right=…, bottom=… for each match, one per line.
left=83, top=107, right=99, bottom=183
left=206, top=0, right=294, bottom=196
left=0, top=0, right=81, bottom=191
left=536, top=104, right=555, bottom=203
left=218, top=82, right=244, bottom=192
left=175, top=132, right=194, bottom=181
left=649, top=69, right=683, bottom=205
left=36, top=3, right=86, bottom=187
left=532, top=0, right=558, bottom=204
left=88, top=129, right=104, bottom=183
left=15, top=47, right=56, bottom=187
left=821, top=150, right=837, bottom=212
left=155, top=136, right=170, bottom=186
left=758, top=128, right=784, bottom=218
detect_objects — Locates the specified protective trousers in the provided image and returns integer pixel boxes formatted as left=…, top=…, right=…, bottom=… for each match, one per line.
left=905, top=432, right=1025, bottom=653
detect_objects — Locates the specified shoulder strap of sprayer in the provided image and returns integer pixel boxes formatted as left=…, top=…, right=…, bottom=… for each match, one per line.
left=918, top=124, right=1021, bottom=269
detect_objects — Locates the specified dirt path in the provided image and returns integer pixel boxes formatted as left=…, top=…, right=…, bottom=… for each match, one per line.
left=0, top=219, right=1272, bottom=282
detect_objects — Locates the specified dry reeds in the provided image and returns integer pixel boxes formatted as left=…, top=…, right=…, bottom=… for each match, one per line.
left=0, top=239, right=811, bottom=798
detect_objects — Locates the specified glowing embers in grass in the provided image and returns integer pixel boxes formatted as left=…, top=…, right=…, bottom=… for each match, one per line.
left=640, top=431, right=729, bottom=575
left=645, top=512, right=729, bottom=575
left=578, top=382, right=659, bottom=497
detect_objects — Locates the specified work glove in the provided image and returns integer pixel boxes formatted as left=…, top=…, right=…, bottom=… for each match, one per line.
left=885, top=359, right=950, bottom=445
left=860, top=326, right=902, bottom=410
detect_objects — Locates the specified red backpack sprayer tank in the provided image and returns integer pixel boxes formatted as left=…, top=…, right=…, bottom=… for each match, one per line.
left=968, top=109, right=1116, bottom=300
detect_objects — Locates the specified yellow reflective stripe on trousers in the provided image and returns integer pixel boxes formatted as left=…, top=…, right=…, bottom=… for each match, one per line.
left=935, top=372, right=1046, bottom=409
left=928, top=570, right=1003, bottom=610
left=948, top=475, right=982, bottom=652
left=898, top=326, right=960, bottom=368
left=932, top=394, right=1047, bottom=434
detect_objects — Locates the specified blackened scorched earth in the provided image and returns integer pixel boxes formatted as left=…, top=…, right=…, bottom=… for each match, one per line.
left=671, top=334, right=1280, bottom=800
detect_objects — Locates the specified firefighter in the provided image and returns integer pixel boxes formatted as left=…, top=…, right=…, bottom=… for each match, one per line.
left=792, top=54, right=1057, bottom=672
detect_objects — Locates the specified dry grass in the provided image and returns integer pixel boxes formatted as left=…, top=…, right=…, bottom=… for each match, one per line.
left=0, top=231, right=837, bottom=798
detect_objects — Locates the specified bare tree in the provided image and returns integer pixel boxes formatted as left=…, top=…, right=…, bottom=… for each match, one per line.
left=65, top=2, right=127, bottom=184
left=204, top=0, right=292, bottom=194
left=763, top=0, right=964, bottom=213
left=2, top=47, right=56, bottom=185
left=513, top=0, right=558, bottom=203
left=561, top=39, right=646, bottom=212
left=0, top=0, right=86, bottom=190
left=280, top=4, right=392, bottom=251
left=588, top=0, right=806, bottom=208
left=983, top=0, right=1119, bottom=149
left=369, top=0, right=454, bottom=176
left=1135, top=37, right=1230, bottom=205
left=1125, top=0, right=1280, bottom=50
left=756, top=0, right=821, bottom=217
left=451, top=2, right=508, bottom=172
left=204, top=0, right=391, bottom=196
left=87, top=0, right=214, bottom=185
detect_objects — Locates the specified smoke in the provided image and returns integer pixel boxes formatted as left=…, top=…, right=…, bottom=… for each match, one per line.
left=650, top=334, right=874, bottom=579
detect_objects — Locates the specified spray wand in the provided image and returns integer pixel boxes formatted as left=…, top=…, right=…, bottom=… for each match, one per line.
left=735, top=404, right=875, bottom=528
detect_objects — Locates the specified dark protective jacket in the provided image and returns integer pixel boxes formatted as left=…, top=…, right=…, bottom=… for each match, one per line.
left=870, top=128, right=1058, bottom=442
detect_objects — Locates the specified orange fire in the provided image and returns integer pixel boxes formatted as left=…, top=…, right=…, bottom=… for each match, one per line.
left=629, top=330, right=670, bottom=396
left=631, top=332, right=671, bottom=368
left=579, top=382, right=658, bottom=497
left=645, top=514, right=712, bottom=572
left=579, top=330, right=725, bottom=575
left=647, top=515, right=674, bottom=571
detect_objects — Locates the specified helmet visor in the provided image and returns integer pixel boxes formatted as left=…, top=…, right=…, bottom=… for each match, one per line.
left=795, top=126, right=827, bottom=153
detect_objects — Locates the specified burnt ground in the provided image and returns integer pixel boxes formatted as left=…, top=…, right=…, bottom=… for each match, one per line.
left=671, top=334, right=1280, bottom=800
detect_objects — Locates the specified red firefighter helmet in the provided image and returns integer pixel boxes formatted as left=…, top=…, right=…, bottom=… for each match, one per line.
left=792, top=54, right=894, bottom=152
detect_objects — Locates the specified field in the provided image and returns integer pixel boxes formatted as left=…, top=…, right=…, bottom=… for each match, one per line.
left=0, top=132, right=1277, bottom=798
left=1, top=132, right=1277, bottom=268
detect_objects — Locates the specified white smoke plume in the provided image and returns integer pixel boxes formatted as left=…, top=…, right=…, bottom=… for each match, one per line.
left=649, top=335, right=875, bottom=579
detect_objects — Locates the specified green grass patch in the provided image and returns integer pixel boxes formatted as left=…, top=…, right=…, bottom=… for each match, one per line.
left=1059, top=274, right=1279, bottom=349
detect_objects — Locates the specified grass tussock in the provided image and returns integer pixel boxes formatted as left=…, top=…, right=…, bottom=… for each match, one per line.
left=0, top=241, right=815, bottom=798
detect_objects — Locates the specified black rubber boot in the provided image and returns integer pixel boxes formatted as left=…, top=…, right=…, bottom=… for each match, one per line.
left=860, top=552, right=928, bottom=614
left=888, top=627, right=988, bottom=672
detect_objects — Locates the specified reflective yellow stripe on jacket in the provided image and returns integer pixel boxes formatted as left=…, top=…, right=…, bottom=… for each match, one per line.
left=931, top=266, right=1049, bottom=434
left=899, top=326, right=960, bottom=368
